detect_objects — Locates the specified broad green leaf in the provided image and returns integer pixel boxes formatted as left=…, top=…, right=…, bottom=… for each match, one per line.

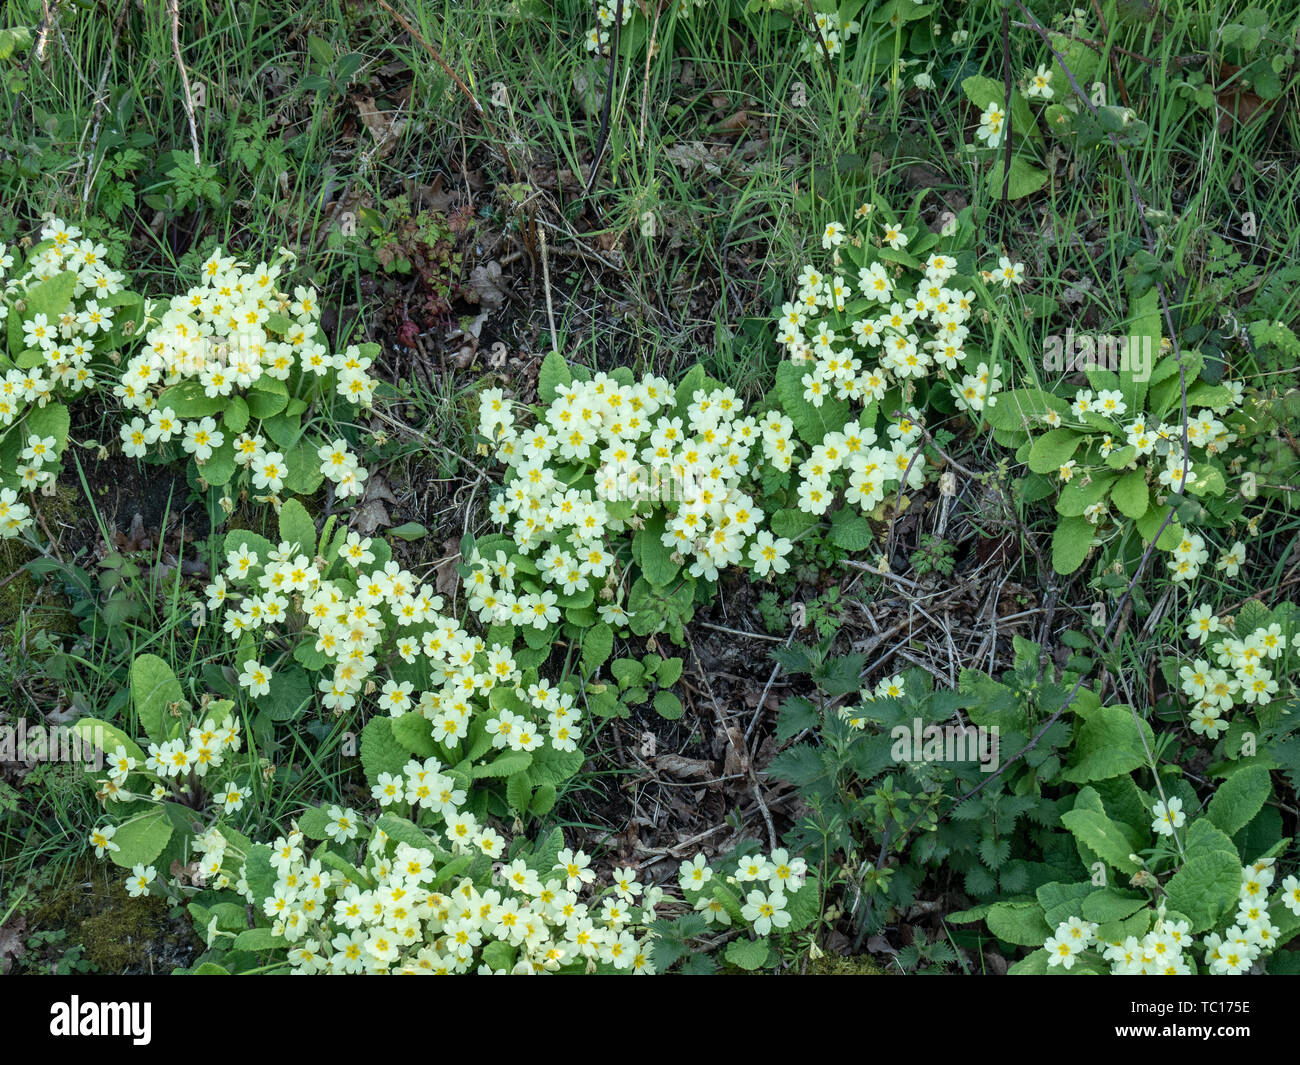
left=985, top=901, right=1051, bottom=946
left=1205, top=764, right=1271, bottom=838
left=278, top=498, right=318, bottom=556
left=131, top=653, right=183, bottom=745
left=1051, top=515, right=1094, bottom=574
left=1059, top=809, right=1141, bottom=873
left=106, top=808, right=173, bottom=869
left=1062, top=704, right=1155, bottom=784
left=1027, top=428, right=1084, bottom=475
left=724, top=936, right=770, bottom=971
left=1110, top=469, right=1150, bottom=519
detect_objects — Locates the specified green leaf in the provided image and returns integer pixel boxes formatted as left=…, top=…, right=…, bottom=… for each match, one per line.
left=828, top=507, right=873, bottom=550
left=297, top=805, right=335, bottom=839
left=1051, top=515, right=1094, bottom=575
left=1165, top=848, right=1241, bottom=933
left=360, top=717, right=410, bottom=785
left=506, top=771, right=533, bottom=814
left=1027, top=428, right=1084, bottom=474
left=528, top=745, right=584, bottom=786
left=71, top=718, right=146, bottom=768
left=538, top=351, right=572, bottom=403
left=470, top=751, right=533, bottom=779
left=24, top=270, right=78, bottom=320
left=984, top=388, right=1070, bottom=432
left=1205, top=764, right=1271, bottom=838
left=246, top=379, right=288, bottom=419
left=635, top=519, right=680, bottom=588
left=1062, top=704, right=1155, bottom=784
left=656, top=657, right=683, bottom=686
left=262, top=666, right=312, bottom=722
left=1081, top=889, right=1148, bottom=924
left=106, top=808, right=173, bottom=869
left=131, top=653, right=183, bottom=745
left=985, top=901, right=1051, bottom=946
left=985, top=156, right=1049, bottom=199
left=581, top=622, right=614, bottom=674
left=156, top=380, right=223, bottom=419
left=391, top=713, right=438, bottom=757
left=223, top=396, right=250, bottom=433
left=530, top=783, right=557, bottom=817
left=1059, top=808, right=1141, bottom=873
left=1110, top=469, right=1150, bottom=519
left=278, top=498, right=317, bottom=556
left=233, top=927, right=282, bottom=952
left=653, top=691, right=684, bottom=720
left=724, top=936, right=771, bottom=971
left=388, top=522, right=428, bottom=541
left=284, top=439, right=324, bottom=495
left=773, top=360, right=849, bottom=445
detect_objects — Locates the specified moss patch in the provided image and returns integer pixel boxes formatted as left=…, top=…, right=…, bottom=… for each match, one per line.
left=807, top=952, right=890, bottom=976
left=24, top=859, right=201, bottom=974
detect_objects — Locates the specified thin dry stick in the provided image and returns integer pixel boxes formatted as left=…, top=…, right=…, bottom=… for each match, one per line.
left=167, top=0, right=202, bottom=166
left=538, top=227, right=559, bottom=355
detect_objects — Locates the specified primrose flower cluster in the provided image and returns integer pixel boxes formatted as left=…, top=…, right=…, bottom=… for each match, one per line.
left=1, top=218, right=133, bottom=538
left=582, top=0, right=705, bottom=55
left=1044, top=859, right=1300, bottom=974
left=678, top=848, right=810, bottom=935
left=211, top=530, right=582, bottom=760
left=776, top=212, right=1011, bottom=441
left=114, top=249, right=376, bottom=500
left=1177, top=606, right=1290, bottom=739
left=214, top=820, right=663, bottom=974
left=475, top=370, right=797, bottom=611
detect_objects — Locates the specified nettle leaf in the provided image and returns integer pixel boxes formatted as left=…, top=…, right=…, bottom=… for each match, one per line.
left=724, top=936, right=771, bottom=971
left=131, top=653, right=183, bottom=745
left=1205, top=763, right=1271, bottom=838
left=1062, top=704, right=1154, bottom=783
left=984, top=901, right=1051, bottom=947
